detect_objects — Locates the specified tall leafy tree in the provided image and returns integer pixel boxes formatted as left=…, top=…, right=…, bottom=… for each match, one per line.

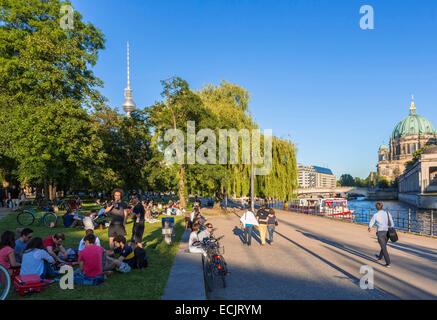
left=0, top=0, right=106, bottom=197
left=148, top=77, right=216, bottom=207
left=339, top=174, right=355, bottom=187
left=92, top=106, right=152, bottom=192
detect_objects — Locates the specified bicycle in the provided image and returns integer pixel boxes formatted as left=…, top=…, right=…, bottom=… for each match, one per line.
left=200, top=235, right=228, bottom=292
left=16, top=208, right=58, bottom=228
left=0, top=265, right=11, bottom=300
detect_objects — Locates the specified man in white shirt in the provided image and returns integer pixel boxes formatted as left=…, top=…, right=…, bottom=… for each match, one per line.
left=368, top=202, right=394, bottom=267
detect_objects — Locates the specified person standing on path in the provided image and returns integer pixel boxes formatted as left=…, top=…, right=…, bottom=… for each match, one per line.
left=240, top=209, right=259, bottom=246
left=267, top=209, right=278, bottom=245
left=368, top=202, right=395, bottom=267
left=130, top=195, right=145, bottom=247
left=105, top=189, right=128, bottom=249
left=256, top=206, right=269, bottom=245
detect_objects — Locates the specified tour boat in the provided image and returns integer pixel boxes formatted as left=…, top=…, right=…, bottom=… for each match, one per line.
left=319, top=198, right=354, bottom=217
left=289, top=198, right=354, bottom=218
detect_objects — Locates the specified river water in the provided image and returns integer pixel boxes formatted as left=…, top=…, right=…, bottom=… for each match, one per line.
left=348, top=200, right=436, bottom=235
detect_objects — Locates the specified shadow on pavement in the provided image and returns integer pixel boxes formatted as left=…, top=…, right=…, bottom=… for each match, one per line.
left=389, top=242, right=437, bottom=262
left=296, top=229, right=378, bottom=263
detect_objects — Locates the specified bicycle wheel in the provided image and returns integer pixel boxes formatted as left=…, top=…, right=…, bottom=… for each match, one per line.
left=202, top=257, right=214, bottom=292
left=0, top=265, right=11, bottom=300
left=220, top=274, right=226, bottom=288
left=43, top=212, right=58, bottom=228
left=219, top=257, right=228, bottom=288
left=17, top=210, right=35, bottom=226
left=206, top=262, right=215, bottom=292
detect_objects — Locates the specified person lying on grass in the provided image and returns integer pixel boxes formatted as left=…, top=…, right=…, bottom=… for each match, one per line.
left=43, top=233, right=68, bottom=263
left=105, top=235, right=134, bottom=273
left=0, top=230, right=21, bottom=274
left=78, top=229, right=101, bottom=252
left=74, top=233, right=105, bottom=285
left=20, top=237, right=56, bottom=279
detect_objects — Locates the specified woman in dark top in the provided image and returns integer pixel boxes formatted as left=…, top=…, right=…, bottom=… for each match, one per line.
left=105, top=189, right=128, bottom=249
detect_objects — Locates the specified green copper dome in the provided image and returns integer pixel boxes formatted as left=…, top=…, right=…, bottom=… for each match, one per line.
left=391, top=98, right=436, bottom=139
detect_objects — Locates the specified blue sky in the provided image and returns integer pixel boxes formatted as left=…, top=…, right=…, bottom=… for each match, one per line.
left=72, top=0, right=437, bottom=178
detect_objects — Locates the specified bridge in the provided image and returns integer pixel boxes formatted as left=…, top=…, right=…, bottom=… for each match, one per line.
left=297, top=187, right=370, bottom=196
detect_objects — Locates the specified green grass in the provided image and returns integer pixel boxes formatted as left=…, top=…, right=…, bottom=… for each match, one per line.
left=0, top=206, right=184, bottom=300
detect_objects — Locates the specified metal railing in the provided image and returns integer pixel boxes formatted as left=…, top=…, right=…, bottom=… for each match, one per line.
left=226, top=198, right=436, bottom=237
left=287, top=206, right=436, bottom=237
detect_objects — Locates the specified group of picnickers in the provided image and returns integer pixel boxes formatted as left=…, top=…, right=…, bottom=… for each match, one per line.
left=0, top=188, right=150, bottom=291
left=239, top=205, right=278, bottom=246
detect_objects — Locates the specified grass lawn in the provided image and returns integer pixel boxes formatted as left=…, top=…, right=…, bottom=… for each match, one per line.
left=0, top=205, right=184, bottom=300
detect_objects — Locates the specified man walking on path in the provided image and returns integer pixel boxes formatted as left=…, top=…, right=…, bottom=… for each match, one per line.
left=256, top=206, right=269, bottom=245
left=240, top=209, right=259, bottom=246
left=368, top=202, right=395, bottom=267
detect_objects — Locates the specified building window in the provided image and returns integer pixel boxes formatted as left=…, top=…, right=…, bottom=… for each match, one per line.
left=430, top=167, right=437, bottom=186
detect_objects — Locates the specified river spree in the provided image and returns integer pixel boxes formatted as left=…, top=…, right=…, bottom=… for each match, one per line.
left=348, top=199, right=436, bottom=236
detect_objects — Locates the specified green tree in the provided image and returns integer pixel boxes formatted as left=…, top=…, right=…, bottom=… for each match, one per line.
left=0, top=0, right=106, bottom=197
left=339, top=174, right=355, bottom=187
left=148, top=77, right=216, bottom=208
left=377, top=176, right=390, bottom=189
left=91, top=106, right=152, bottom=192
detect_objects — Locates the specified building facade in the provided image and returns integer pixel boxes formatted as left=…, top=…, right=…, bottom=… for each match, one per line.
left=398, top=146, right=437, bottom=209
left=298, top=164, right=336, bottom=189
left=377, top=97, right=437, bottom=181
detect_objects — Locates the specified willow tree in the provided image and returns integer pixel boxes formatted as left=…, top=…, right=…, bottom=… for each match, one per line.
left=198, top=82, right=298, bottom=201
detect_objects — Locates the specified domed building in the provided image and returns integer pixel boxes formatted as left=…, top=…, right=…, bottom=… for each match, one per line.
left=377, top=97, right=437, bottom=181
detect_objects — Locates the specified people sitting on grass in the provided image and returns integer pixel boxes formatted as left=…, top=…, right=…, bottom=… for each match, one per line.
left=78, top=229, right=101, bottom=252
left=20, top=237, right=55, bottom=279
left=105, top=235, right=134, bottom=273
left=15, top=228, right=33, bottom=263
left=74, top=233, right=105, bottom=286
left=43, top=233, right=68, bottom=263
left=0, top=230, right=21, bottom=273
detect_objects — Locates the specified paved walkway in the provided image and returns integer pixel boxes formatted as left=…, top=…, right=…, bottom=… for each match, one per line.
left=207, top=210, right=437, bottom=300
left=161, top=230, right=206, bottom=300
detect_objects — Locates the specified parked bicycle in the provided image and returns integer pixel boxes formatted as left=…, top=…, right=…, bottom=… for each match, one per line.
left=0, top=265, right=11, bottom=300
left=201, top=235, right=228, bottom=292
left=16, top=208, right=58, bottom=228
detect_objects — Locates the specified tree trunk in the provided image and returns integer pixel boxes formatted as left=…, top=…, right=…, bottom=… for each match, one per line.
left=178, top=165, right=186, bottom=208
left=48, top=183, right=57, bottom=201
left=43, top=178, right=48, bottom=199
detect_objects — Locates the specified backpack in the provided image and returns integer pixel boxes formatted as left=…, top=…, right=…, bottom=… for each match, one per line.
left=134, top=247, right=148, bottom=269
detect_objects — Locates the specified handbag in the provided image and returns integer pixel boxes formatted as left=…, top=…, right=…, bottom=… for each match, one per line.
left=386, top=211, right=398, bottom=243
